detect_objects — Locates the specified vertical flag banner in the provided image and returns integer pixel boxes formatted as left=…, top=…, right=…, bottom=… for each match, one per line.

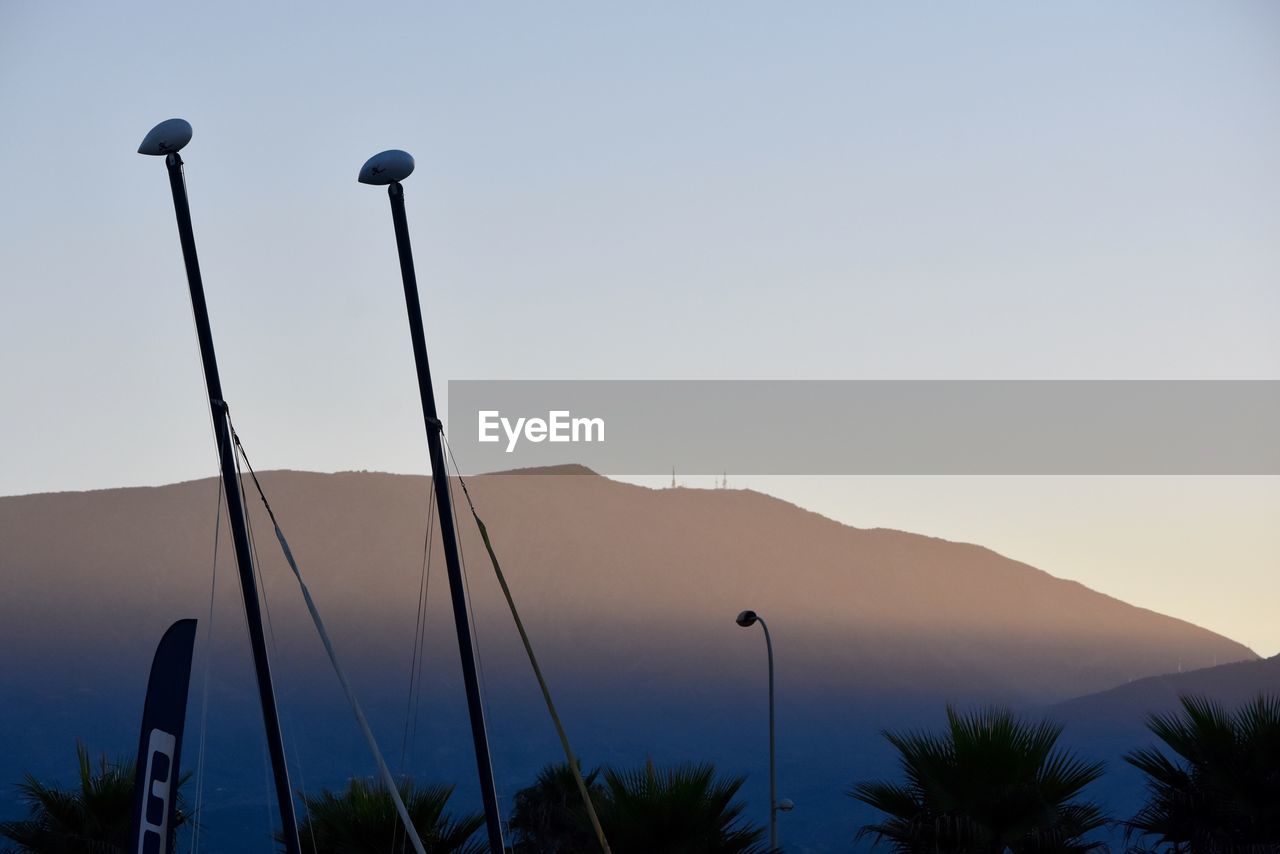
left=128, top=618, right=197, bottom=854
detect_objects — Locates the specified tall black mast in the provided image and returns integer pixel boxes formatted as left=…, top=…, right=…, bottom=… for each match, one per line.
left=360, top=150, right=506, bottom=853
left=138, top=119, right=302, bottom=854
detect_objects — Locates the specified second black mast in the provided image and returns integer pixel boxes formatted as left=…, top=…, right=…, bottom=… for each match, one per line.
left=359, top=149, right=506, bottom=853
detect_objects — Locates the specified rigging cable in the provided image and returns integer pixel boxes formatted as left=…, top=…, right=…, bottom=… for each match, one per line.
left=189, top=477, right=223, bottom=854
left=187, top=284, right=231, bottom=853
left=441, top=433, right=612, bottom=854
left=400, top=484, right=437, bottom=773
left=232, top=442, right=318, bottom=854
left=393, top=485, right=436, bottom=853
left=442, top=461, right=510, bottom=847
left=230, top=433, right=305, bottom=848
left=229, top=423, right=429, bottom=854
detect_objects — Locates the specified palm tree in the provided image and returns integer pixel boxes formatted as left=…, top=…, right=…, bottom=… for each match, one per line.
left=288, top=777, right=483, bottom=854
left=508, top=762, right=606, bottom=854
left=850, top=706, right=1109, bottom=853
left=1123, top=694, right=1280, bottom=852
left=595, top=760, right=766, bottom=854
left=0, top=741, right=187, bottom=854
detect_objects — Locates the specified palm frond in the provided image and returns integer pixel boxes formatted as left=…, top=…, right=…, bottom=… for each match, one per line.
left=1123, top=692, right=1280, bottom=851
left=851, top=706, right=1110, bottom=852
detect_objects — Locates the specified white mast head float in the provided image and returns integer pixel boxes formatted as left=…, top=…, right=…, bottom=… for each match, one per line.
left=358, top=149, right=415, bottom=185
left=138, top=118, right=193, bottom=156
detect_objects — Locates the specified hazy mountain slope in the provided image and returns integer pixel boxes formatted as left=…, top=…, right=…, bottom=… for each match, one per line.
left=1054, top=653, right=1280, bottom=723
left=1, top=467, right=1251, bottom=702
left=0, top=468, right=1256, bottom=852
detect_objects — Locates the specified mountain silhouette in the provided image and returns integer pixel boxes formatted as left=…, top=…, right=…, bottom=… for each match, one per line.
left=0, top=468, right=1256, bottom=852
left=1053, top=652, right=1280, bottom=723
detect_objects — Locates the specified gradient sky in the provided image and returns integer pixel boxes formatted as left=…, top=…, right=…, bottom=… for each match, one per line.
left=1, top=3, right=1277, bottom=652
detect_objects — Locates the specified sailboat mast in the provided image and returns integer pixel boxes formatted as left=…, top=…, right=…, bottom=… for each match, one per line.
left=360, top=150, right=505, bottom=852
left=139, top=121, right=302, bottom=854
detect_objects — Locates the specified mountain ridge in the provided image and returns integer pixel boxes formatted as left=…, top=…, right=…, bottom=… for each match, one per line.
left=0, top=467, right=1259, bottom=853
left=1, top=468, right=1254, bottom=688
left=0, top=464, right=1250, bottom=659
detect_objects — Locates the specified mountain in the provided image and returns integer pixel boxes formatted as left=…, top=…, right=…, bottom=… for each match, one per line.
left=0, top=468, right=1255, bottom=852
left=1053, top=652, right=1280, bottom=723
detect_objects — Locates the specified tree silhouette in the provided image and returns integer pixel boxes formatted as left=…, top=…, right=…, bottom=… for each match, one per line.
left=286, top=777, right=483, bottom=854
left=595, top=760, right=765, bottom=854
left=509, top=762, right=605, bottom=854
left=850, top=706, right=1108, bottom=853
left=1124, top=694, right=1280, bottom=852
left=0, top=741, right=187, bottom=854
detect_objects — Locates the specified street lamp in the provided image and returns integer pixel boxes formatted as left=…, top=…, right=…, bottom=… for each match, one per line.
left=736, top=609, right=788, bottom=851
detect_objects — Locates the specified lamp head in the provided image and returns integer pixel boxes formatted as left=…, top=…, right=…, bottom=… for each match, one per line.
left=777, top=798, right=795, bottom=812
left=359, top=149, right=415, bottom=185
left=735, top=610, right=758, bottom=628
left=138, top=118, right=192, bottom=155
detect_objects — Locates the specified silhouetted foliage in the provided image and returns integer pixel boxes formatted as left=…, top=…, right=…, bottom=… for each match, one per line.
left=286, top=777, right=483, bottom=854
left=596, top=760, right=765, bottom=854
left=850, top=706, right=1109, bottom=853
left=0, top=741, right=187, bottom=854
left=509, top=762, right=605, bottom=854
left=507, top=760, right=765, bottom=854
left=1123, top=694, right=1280, bottom=853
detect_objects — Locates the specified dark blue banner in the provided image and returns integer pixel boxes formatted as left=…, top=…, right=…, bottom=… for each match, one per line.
left=128, top=618, right=197, bottom=854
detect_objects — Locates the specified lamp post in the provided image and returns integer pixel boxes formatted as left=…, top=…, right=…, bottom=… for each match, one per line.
left=736, top=609, right=789, bottom=851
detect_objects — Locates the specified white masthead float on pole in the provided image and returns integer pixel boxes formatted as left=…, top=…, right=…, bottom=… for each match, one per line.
left=359, top=149, right=507, bottom=853
left=138, top=118, right=303, bottom=854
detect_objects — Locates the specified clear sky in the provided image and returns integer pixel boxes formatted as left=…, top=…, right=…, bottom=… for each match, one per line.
left=1, top=3, right=1276, bottom=651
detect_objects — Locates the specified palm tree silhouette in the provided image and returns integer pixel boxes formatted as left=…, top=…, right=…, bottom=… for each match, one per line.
left=285, top=777, right=483, bottom=854
left=595, top=760, right=766, bottom=854
left=850, top=706, right=1108, bottom=853
left=1124, top=694, right=1280, bottom=852
left=0, top=741, right=187, bottom=853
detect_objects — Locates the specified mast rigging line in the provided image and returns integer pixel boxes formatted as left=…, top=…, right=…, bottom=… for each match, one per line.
left=440, top=434, right=612, bottom=854
left=233, top=445, right=320, bottom=853
left=220, top=411, right=610, bottom=854
left=400, top=484, right=437, bottom=773
left=227, top=418, right=429, bottom=854
left=444, top=464, right=506, bottom=818
left=189, top=477, right=223, bottom=854
left=393, top=487, right=437, bottom=854
left=232, top=438, right=285, bottom=841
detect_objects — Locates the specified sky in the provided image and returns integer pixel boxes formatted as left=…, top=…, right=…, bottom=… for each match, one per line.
left=1, top=2, right=1277, bottom=652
